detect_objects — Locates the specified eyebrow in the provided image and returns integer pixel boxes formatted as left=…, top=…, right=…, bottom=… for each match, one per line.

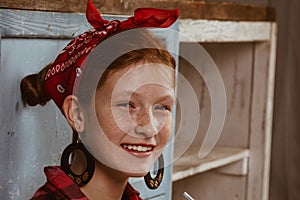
left=155, top=94, right=176, bottom=102
left=113, top=90, right=138, bottom=98
left=113, top=90, right=175, bottom=100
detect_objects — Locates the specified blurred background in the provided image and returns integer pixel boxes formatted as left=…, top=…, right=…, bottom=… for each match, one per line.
left=207, top=1, right=300, bottom=199
left=231, top=0, right=300, bottom=199
left=205, top=0, right=300, bottom=199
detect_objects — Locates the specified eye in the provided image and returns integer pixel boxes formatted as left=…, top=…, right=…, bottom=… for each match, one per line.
left=154, top=104, right=171, bottom=111
left=116, top=102, right=135, bottom=109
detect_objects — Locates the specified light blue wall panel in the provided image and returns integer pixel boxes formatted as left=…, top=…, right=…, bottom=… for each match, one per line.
left=0, top=38, right=72, bottom=199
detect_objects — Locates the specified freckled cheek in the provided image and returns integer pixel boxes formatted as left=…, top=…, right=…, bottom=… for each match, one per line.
left=155, top=112, right=172, bottom=127
left=96, top=110, right=126, bottom=143
left=111, top=109, right=135, bottom=133
left=157, top=117, right=173, bottom=146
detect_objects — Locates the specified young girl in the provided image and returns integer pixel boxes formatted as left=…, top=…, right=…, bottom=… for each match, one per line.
left=20, top=0, right=178, bottom=199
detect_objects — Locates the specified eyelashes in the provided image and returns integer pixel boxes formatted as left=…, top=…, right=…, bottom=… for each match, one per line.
left=116, top=102, right=172, bottom=112
left=116, top=102, right=135, bottom=108
left=153, top=104, right=171, bottom=111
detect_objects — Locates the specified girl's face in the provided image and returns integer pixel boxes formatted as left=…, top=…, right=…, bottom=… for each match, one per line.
left=81, top=62, right=175, bottom=176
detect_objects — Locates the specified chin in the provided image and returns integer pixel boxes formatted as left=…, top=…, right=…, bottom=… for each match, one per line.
left=119, top=164, right=151, bottom=176
left=116, top=161, right=152, bottom=177
left=125, top=171, right=148, bottom=178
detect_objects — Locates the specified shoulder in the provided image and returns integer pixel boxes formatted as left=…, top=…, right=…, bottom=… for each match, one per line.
left=30, top=166, right=65, bottom=199
left=30, top=166, right=87, bottom=200
left=30, top=184, right=65, bottom=200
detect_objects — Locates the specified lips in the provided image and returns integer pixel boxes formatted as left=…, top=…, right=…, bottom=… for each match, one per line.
left=121, top=144, right=155, bottom=157
left=121, top=144, right=154, bottom=152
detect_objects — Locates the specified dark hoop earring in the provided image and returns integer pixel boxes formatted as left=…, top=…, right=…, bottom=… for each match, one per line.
left=144, top=154, right=164, bottom=190
left=61, top=140, right=95, bottom=187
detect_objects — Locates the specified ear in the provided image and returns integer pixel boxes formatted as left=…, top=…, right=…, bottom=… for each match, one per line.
left=62, top=95, right=85, bottom=133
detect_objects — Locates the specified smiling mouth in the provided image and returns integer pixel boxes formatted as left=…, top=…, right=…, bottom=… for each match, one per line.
left=121, top=144, right=154, bottom=153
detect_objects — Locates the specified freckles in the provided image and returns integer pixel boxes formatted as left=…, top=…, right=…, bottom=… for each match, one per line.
left=113, top=111, right=135, bottom=133
left=95, top=109, right=118, bottom=141
left=158, top=126, right=172, bottom=145
left=100, top=122, right=121, bottom=143
left=156, top=113, right=173, bottom=127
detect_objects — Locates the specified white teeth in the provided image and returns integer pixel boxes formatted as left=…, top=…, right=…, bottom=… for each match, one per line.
left=137, top=146, right=143, bottom=151
left=122, top=144, right=153, bottom=152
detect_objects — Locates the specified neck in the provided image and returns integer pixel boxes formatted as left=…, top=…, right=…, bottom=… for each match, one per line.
left=82, top=161, right=129, bottom=200
left=72, top=151, right=129, bottom=200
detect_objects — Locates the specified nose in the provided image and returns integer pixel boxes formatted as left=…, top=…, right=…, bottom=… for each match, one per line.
left=134, top=108, right=158, bottom=138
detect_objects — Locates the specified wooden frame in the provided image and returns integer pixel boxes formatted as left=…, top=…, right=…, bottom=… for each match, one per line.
left=172, top=17, right=277, bottom=200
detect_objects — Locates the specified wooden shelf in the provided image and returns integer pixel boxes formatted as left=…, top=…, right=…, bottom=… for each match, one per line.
left=179, top=19, right=275, bottom=42
left=172, top=147, right=250, bottom=182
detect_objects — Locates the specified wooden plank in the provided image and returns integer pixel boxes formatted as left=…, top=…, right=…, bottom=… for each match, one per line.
left=177, top=43, right=253, bottom=151
left=0, top=38, right=72, bottom=199
left=172, top=147, right=250, bottom=181
left=216, top=158, right=248, bottom=176
left=246, top=23, right=277, bottom=200
left=261, top=22, right=277, bottom=200
left=0, top=0, right=88, bottom=13
left=173, top=170, right=247, bottom=200
left=207, top=43, right=253, bottom=148
left=180, top=20, right=272, bottom=42
left=0, top=0, right=275, bottom=21
left=178, top=1, right=275, bottom=21
left=0, top=9, right=90, bottom=38
left=0, top=9, right=274, bottom=42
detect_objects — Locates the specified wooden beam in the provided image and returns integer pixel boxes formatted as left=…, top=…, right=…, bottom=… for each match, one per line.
left=180, top=20, right=273, bottom=42
left=0, top=0, right=275, bottom=21
left=0, top=9, right=275, bottom=41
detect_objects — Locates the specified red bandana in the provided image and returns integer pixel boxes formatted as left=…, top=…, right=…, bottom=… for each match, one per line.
left=44, top=0, right=179, bottom=109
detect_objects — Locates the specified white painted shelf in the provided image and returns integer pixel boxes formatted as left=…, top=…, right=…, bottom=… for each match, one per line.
left=172, top=147, right=250, bottom=182
left=179, top=19, right=274, bottom=42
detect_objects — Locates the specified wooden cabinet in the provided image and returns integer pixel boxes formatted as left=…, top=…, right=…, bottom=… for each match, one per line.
left=172, top=19, right=277, bottom=200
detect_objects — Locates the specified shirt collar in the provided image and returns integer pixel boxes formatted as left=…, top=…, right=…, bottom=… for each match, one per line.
left=44, top=166, right=142, bottom=200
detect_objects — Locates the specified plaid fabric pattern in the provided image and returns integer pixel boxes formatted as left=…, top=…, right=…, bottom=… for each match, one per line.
left=31, top=166, right=142, bottom=200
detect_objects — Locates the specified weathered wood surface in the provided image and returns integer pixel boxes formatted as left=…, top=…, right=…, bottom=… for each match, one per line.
left=0, top=9, right=90, bottom=38
left=173, top=23, right=277, bottom=199
left=173, top=170, right=247, bottom=200
left=0, top=0, right=275, bottom=21
left=0, top=9, right=273, bottom=42
left=247, top=23, right=277, bottom=200
left=180, top=20, right=273, bottom=42
left=172, top=147, right=249, bottom=181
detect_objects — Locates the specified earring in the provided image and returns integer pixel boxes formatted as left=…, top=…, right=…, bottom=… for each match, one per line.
left=61, top=139, right=95, bottom=187
left=144, top=154, right=164, bottom=190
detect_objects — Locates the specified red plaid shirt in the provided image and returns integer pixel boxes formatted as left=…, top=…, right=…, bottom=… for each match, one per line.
left=31, top=166, right=142, bottom=200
